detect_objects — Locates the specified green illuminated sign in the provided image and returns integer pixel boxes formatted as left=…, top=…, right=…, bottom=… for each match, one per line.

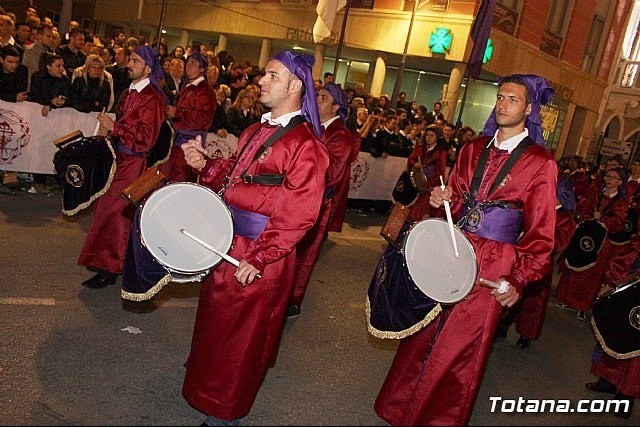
left=484, top=39, right=493, bottom=63
left=429, top=28, right=453, bottom=54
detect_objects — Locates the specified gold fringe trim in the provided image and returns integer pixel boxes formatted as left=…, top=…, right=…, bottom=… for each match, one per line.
left=62, top=139, right=118, bottom=216
left=120, top=273, right=173, bottom=302
left=365, top=297, right=442, bottom=339
left=564, top=257, right=597, bottom=272
left=591, top=317, right=640, bottom=360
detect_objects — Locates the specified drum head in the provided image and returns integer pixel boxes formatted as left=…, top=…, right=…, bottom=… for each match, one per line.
left=140, top=182, right=233, bottom=274
left=403, top=219, right=477, bottom=304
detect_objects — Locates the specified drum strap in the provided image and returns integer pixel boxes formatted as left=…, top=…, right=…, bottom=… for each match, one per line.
left=236, top=116, right=306, bottom=186
left=469, top=136, right=534, bottom=201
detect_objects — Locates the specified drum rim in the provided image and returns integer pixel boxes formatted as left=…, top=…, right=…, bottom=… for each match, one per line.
left=403, top=218, right=478, bottom=304
left=139, top=182, right=234, bottom=274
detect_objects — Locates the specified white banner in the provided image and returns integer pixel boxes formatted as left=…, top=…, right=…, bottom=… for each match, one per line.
left=0, top=100, right=113, bottom=174
left=348, top=152, right=407, bottom=201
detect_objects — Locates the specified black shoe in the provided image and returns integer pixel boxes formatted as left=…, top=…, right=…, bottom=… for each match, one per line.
left=516, top=336, right=531, bottom=349
left=557, top=303, right=577, bottom=312
left=614, top=393, right=634, bottom=419
left=585, top=377, right=617, bottom=394
left=82, top=273, right=117, bottom=289
left=286, top=304, right=301, bottom=318
left=494, top=324, right=508, bottom=342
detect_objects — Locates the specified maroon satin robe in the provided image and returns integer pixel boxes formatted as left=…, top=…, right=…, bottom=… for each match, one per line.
left=326, top=129, right=361, bottom=233
left=182, top=120, right=329, bottom=420
left=158, top=79, right=217, bottom=182
left=375, top=136, right=557, bottom=426
left=78, top=84, right=165, bottom=275
left=406, top=143, right=447, bottom=221
left=290, top=118, right=354, bottom=306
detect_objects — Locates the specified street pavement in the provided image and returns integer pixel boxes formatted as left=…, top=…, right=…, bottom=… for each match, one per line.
left=0, top=185, right=637, bottom=426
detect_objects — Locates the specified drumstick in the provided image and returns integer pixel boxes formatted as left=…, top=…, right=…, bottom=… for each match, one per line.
left=93, top=107, right=106, bottom=136
left=440, top=176, right=459, bottom=257
left=180, top=228, right=262, bottom=279
left=478, top=277, right=510, bottom=294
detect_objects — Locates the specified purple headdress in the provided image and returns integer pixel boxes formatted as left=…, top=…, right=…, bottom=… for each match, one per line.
left=187, top=51, right=208, bottom=71
left=321, top=82, right=349, bottom=121
left=271, top=50, right=322, bottom=137
left=134, top=45, right=168, bottom=106
left=482, top=74, right=554, bottom=147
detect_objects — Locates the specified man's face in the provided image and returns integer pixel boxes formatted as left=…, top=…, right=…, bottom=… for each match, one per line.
left=40, top=28, right=56, bottom=49
left=127, top=53, right=151, bottom=82
left=185, top=58, right=203, bottom=81
left=356, top=108, right=368, bottom=122
left=443, top=125, right=454, bottom=139
left=317, top=88, right=338, bottom=122
left=0, top=16, right=12, bottom=38
left=324, top=74, right=333, bottom=84
left=494, top=82, right=531, bottom=129
left=115, top=48, right=128, bottom=66
left=71, top=32, right=84, bottom=50
left=1, top=54, right=20, bottom=74
left=258, top=59, right=298, bottom=109
left=433, top=103, right=441, bottom=113
left=386, top=117, right=398, bottom=132
left=169, top=60, right=184, bottom=79
left=16, top=25, right=31, bottom=42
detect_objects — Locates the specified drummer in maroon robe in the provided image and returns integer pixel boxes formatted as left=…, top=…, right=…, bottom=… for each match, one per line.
left=375, top=74, right=557, bottom=426
left=326, top=127, right=361, bottom=233
left=287, top=82, right=354, bottom=317
left=585, top=227, right=640, bottom=419
left=406, top=124, right=447, bottom=220
left=78, top=46, right=165, bottom=288
left=158, top=51, right=217, bottom=182
left=555, top=166, right=628, bottom=320
left=180, top=50, right=329, bottom=426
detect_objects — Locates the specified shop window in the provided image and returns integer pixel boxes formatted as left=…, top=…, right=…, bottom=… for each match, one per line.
left=541, top=0, right=572, bottom=57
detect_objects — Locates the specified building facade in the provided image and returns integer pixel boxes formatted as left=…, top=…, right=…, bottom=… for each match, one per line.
left=15, top=0, right=637, bottom=162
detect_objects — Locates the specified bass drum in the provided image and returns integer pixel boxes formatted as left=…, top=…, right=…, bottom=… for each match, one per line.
left=404, top=218, right=478, bottom=304
left=592, top=274, right=640, bottom=359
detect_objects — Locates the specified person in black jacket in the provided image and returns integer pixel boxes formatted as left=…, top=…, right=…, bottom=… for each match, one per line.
left=28, top=53, right=71, bottom=117
left=70, top=54, right=111, bottom=113
left=0, top=45, right=28, bottom=102
left=28, top=53, right=72, bottom=193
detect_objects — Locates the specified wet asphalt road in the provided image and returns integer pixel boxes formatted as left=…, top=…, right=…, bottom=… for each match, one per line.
left=0, top=186, right=637, bottom=426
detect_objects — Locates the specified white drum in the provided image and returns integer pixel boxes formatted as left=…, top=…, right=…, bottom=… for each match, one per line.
left=403, top=218, right=477, bottom=304
left=139, top=182, right=234, bottom=282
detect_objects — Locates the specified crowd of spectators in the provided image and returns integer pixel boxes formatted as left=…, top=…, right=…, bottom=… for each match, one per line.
left=1, top=3, right=480, bottom=196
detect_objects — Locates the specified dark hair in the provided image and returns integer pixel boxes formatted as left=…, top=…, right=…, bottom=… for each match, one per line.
left=324, top=71, right=334, bottom=78
left=499, top=75, right=532, bottom=105
left=41, top=53, right=64, bottom=74
left=0, top=45, right=20, bottom=59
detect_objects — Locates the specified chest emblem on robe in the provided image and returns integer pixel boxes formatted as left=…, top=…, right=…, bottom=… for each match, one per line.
left=258, top=147, right=272, bottom=163
left=497, top=174, right=511, bottom=190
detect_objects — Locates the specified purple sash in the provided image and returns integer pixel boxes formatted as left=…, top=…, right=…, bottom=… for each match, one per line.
left=174, top=129, right=208, bottom=146
left=458, top=203, right=523, bottom=245
left=230, top=206, right=269, bottom=240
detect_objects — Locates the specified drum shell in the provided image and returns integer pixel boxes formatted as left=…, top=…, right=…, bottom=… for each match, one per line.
left=592, top=274, right=640, bottom=359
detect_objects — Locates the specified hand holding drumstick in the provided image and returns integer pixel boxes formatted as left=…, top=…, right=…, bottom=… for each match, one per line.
left=182, top=136, right=208, bottom=171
